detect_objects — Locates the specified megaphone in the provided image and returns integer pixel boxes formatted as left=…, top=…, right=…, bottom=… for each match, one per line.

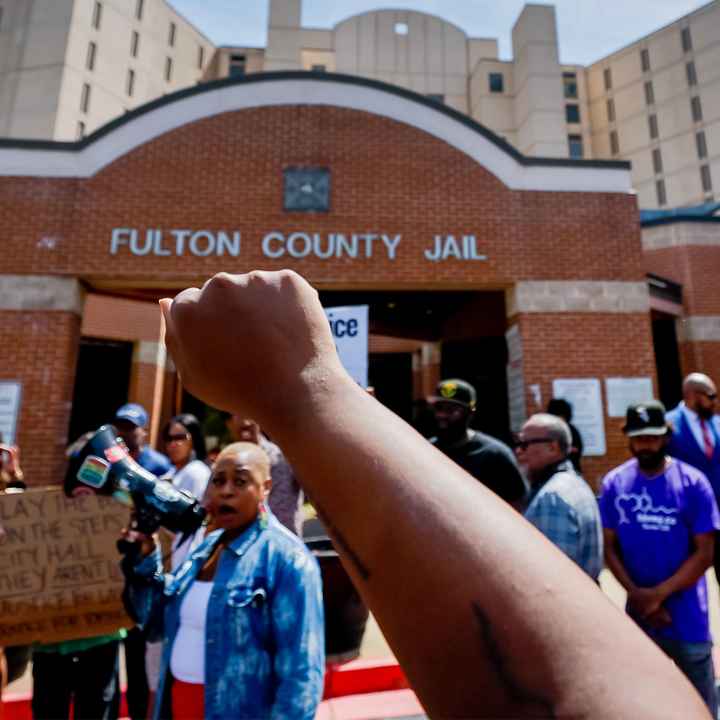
left=65, top=424, right=206, bottom=536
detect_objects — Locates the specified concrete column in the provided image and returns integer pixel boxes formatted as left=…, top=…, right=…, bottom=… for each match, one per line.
left=506, top=281, right=657, bottom=488
left=265, top=0, right=303, bottom=71
left=420, top=342, right=441, bottom=398
left=0, top=275, right=84, bottom=487
left=511, top=5, right=566, bottom=157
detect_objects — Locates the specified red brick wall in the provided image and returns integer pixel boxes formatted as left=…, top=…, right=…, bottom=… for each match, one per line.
left=515, top=311, right=658, bottom=489
left=1, top=107, right=642, bottom=286
left=0, top=104, right=653, bottom=484
left=0, top=310, right=81, bottom=487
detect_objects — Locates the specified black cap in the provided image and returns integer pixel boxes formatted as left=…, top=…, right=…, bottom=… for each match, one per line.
left=429, top=379, right=477, bottom=410
left=623, top=401, right=668, bottom=437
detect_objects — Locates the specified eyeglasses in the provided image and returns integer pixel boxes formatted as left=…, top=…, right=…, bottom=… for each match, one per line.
left=164, top=433, right=189, bottom=443
left=515, top=437, right=555, bottom=451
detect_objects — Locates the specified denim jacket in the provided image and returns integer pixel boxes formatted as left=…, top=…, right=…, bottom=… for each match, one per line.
left=125, top=512, right=325, bottom=720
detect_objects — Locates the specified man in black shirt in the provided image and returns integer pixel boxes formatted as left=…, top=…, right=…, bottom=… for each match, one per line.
left=428, top=378, right=528, bottom=509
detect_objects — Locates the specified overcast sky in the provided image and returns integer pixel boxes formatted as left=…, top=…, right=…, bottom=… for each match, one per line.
left=168, top=0, right=710, bottom=65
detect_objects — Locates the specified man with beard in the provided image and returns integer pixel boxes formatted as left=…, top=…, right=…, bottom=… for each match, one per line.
left=599, top=401, right=720, bottom=716
left=428, top=379, right=527, bottom=509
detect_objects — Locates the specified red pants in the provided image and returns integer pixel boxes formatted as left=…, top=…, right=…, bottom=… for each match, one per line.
left=171, top=678, right=204, bottom=720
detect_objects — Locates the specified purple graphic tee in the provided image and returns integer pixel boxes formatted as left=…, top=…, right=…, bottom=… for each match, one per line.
left=599, top=458, right=720, bottom=643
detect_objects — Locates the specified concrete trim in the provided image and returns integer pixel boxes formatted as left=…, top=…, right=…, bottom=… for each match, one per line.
left=132, top=341, right=167, bottom=367
left=642, top=223, right=720, bottom=250
left=507, top=281, right=650, bottom=316
left=0, top=276, right=84, bottom=314
left=0, top=75, right=632, bottom=193
left=676, top=316, right=720, bottom=343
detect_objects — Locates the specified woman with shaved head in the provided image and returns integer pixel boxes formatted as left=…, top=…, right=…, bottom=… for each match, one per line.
left=122, top=441, right=324, bottom=720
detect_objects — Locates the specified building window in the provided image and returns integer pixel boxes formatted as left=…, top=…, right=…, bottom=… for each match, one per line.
left=686, top=61, right=697, bottom=86
left=562, top=72, right=578, bottom=99
left=86, top=41, right=96, bottom=71
left=394, top=22, right=408, bottom=35
left=565, top=104, right=580, bottom=123
left=644, top=81, right=655, bottom=105
left=127, top=69, right=135, bottom=96
left=229, top=54, right=246, bottom=77
left=426, top=94, right=445, bottom=104
left=701, top=165, right=713, bottom=193
left=92, top=1, right=102, bottom=30
left=164, top=57, right=173, bottom=82
left=135, top=0, right=144, bottom=21
left=568, top=134, right=583, bottom=158
left=681, top=27, right=693, bottom=53
left=489, top=73, right=504, bottom=93
left=80, top=83, right=91, bottom=113
left=197, top=46, right=204, bottom=70
left=640, top=48, right=650, bottom=72
left=652, top=148, right=663, bottom=174
left=311, top=64, right=326, bottom=72
left=696, top=130, right=708, bottom=159
left=168, top=22, right=176, bottom=47
left=606, top=98, right=615, bottom=123
left=603, top=67, right=612, bottom=91
left=648, top=114, right=659, bottom=140
left=77, top=121, right=86, bottom=140
left=656, top=179, right=667, bottom=206
left=131, top=30, right=139, bottom=58
left=610, top=130, right=619, bottom=156
left=691, top=96, right=703, bottom=122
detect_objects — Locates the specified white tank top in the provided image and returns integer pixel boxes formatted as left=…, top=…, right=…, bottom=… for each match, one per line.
left=170, top=580, right=213, bottom=684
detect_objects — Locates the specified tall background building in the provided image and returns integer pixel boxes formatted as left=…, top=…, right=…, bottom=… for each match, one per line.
left=0, top=0, right=718, bottom=207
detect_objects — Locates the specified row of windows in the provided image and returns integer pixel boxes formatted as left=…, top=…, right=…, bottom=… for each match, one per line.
left=91, top=2, right=189, bottom=55
left=650, top=132, right=711, bottom=174
left=656, top=165, right=712, bottom=205
left=602, top=26, right=694, bottom=93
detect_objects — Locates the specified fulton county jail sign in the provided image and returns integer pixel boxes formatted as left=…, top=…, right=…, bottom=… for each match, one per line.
left=110, top=228, right=488, bottom=263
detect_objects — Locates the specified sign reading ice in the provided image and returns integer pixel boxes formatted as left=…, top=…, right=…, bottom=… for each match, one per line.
left=325, top=305, right=368, bottom=388
left=110, top=228, right=487, bottom=262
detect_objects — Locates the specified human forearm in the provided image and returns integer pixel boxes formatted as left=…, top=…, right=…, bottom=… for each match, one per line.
left=162, top=271, right=710, bottom=720
left=269, top=375, right=707, bottom=718
left=604, top=543, right=638, bottom=594
left=656, top=540, right=714, bottom=599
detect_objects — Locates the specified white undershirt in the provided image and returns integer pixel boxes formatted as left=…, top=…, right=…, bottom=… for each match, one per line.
left=170, top=580, right=213, bottom=684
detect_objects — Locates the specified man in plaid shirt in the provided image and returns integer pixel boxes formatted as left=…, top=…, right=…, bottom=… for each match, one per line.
left=516, top=413, right=603, bottom=580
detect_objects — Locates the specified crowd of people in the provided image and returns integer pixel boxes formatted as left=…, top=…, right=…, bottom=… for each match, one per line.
left=4, top=269, right=720, bottom=718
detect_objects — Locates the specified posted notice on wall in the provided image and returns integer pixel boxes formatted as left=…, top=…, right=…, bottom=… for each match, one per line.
left=0, top=382, right=21, bottom=445
left=325, top=305, right=369, bottom=388
left=505, top=325, right=526, bottom=432
left=0, top=487, right=132, bottom=646
left=552, top=378, right=606, bottom=456
left=605, top=377, right=654, bottom=417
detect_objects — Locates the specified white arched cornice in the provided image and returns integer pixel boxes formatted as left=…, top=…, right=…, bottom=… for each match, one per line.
left=0, top=72, right=632, bottom=193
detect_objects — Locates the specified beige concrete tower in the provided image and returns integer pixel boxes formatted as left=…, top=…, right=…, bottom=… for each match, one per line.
left=265, top=0, right=303, bottom=70
left=511, top=4, right=566, bottom=157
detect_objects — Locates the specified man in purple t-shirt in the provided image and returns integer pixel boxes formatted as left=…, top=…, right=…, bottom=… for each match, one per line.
left=599, top=400, right=720, bottom=716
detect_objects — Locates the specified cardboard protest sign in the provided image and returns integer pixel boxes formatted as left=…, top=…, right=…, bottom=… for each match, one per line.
left=0, top=487, right=133, bottom=646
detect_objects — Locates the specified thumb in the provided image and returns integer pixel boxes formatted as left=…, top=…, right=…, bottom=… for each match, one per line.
left=160, top=298, right=184, bottom=378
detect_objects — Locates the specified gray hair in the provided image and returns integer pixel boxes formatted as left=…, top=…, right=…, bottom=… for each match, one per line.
left=525, top=413, right=572, bottom=456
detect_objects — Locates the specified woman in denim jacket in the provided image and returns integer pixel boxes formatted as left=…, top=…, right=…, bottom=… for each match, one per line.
left=123, top=442, right=324, bottom=720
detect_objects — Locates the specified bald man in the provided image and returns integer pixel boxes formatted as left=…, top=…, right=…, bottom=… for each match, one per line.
left=667, top=374, right=720, bottom=577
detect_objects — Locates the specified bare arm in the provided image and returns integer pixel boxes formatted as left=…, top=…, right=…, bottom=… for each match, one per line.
left=161, top=271, right=708, bottom=720
left=603, top=527, right=638, bottom=594
left=656, top=532, right=714, bottom=599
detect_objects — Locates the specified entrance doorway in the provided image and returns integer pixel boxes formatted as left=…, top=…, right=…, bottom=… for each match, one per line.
left=67, top=338, right=134, bottom=442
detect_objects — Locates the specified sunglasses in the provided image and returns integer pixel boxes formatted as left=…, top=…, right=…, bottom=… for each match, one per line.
left=164, top=432, right=190, bottom=443
left=515, top=436, right=555, bottom=451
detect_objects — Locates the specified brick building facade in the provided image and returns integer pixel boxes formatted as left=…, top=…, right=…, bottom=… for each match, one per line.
left=0, top=72, right=670, bottom=488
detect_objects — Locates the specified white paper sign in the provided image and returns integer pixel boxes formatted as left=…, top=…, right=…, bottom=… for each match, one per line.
left=605, top=377, right=654, bottom=418
left=0, top=382, right=22, bottom=445
left=325, top=306, right=369, bottom=387
left=505, top=326, right=526, bottom=432
left=552, top=378, right=606, bottom=456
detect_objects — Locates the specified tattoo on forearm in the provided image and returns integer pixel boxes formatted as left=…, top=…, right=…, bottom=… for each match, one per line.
left=314, top=503, right=371, bottom=581
left=472, top=602, right=557, bottom=718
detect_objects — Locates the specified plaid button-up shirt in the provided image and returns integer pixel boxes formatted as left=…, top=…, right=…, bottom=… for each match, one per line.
left=524, top=461, right=604, bottom=580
